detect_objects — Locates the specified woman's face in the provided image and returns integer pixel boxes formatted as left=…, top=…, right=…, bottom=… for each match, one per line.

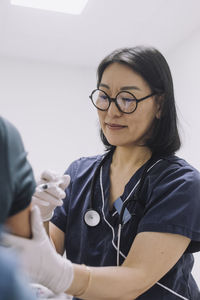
left=98, top=63, right=160, bottom=148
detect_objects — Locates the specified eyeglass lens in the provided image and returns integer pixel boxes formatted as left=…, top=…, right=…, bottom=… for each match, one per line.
left=91, top=89, right=137, bottom=113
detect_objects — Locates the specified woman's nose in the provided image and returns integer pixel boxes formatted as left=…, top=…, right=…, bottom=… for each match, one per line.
left=107, top=101, right=122, bottom=117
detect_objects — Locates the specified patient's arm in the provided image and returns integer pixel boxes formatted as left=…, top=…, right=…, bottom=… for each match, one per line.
left=5, top=205, right=32, bottom=238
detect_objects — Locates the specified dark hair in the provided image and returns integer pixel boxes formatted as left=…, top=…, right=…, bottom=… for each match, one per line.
left=97, top=46, right=181, bottom=157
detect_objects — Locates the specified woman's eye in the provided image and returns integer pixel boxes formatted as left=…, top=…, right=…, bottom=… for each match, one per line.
left=99, top=94, right=108, bottom=100
left=122, top=97, right=134, bottom=102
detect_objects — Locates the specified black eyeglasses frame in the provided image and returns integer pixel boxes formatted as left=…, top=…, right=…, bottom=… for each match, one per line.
left=89, top=88, right=156, bottom=114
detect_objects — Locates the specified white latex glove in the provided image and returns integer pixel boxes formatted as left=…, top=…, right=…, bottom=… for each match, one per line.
left=2, top=206, right=74, bottom=295
left=32, top=170, right=70, bottom=222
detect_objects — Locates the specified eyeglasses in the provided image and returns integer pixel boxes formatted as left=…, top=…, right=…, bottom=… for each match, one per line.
left=89, top=89, right=156, bottom=114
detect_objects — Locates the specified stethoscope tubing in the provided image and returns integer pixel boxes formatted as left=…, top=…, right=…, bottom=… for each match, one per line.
left=84, top=151, right=113, bottom=227
left=84, top=150, right=161, bottom=228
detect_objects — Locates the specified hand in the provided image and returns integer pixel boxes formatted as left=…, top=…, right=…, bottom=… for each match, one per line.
left=32, top=170, right=70, bottom=221
left=2, top=206, right=74, bottom=294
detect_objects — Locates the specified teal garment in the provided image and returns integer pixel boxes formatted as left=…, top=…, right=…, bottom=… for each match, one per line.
left=0, top=117, right=36, bottom=224
left=0, top=117, right=36, bottom=299
left=0, top=244, right=37, bottom=300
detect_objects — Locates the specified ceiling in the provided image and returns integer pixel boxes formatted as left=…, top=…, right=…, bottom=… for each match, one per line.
left=0, top=0, right=200, bottom=68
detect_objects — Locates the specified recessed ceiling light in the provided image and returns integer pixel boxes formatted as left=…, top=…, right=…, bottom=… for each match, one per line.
left=11, top=0, right=88, bottom=15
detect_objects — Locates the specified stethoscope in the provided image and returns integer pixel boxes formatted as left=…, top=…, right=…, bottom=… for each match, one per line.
left=84, top=149, right=160, bottom=228
left=84, top=150, right=161, bottom=265
left=84, top=150, right=113, bottom=227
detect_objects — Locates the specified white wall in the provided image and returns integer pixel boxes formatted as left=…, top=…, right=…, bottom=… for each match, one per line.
left=1, top=29, right=200, bottom=288
left=167, top=27, right=200, bottom=288
left=167, top=27, right=200, bottom=170
left=0, top=57, right=104, bottom=178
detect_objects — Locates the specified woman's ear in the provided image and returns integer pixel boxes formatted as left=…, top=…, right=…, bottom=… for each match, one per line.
left=155, top=94, right=164, bottom=119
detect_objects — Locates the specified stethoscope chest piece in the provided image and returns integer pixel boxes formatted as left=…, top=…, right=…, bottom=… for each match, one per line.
left=84, top=209, right=100, bottom=227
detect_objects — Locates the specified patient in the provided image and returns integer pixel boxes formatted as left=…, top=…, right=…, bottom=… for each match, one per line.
left=0, top=116, right=36, bottom=299
left=0, top=116, right=68, bottom=299
left=0, top=116, right=35, bottom=237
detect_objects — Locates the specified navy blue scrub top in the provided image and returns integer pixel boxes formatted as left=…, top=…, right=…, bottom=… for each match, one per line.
left=51, top=153, right=200, bottom=299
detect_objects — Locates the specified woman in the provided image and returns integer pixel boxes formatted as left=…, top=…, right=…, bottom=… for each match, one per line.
left=4, top=46, right=200, bottom=299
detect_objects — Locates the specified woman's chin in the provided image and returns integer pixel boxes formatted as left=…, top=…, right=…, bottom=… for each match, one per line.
left=106, top=137, right=127, bottom=147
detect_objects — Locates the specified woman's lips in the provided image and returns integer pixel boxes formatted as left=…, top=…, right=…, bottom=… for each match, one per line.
left=106, top=123, right=127, bottom=130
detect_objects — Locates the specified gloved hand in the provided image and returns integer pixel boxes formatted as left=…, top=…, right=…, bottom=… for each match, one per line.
left=32, top=170, right=70, bottom=222
left=2, top=206, right=74, bottom=295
